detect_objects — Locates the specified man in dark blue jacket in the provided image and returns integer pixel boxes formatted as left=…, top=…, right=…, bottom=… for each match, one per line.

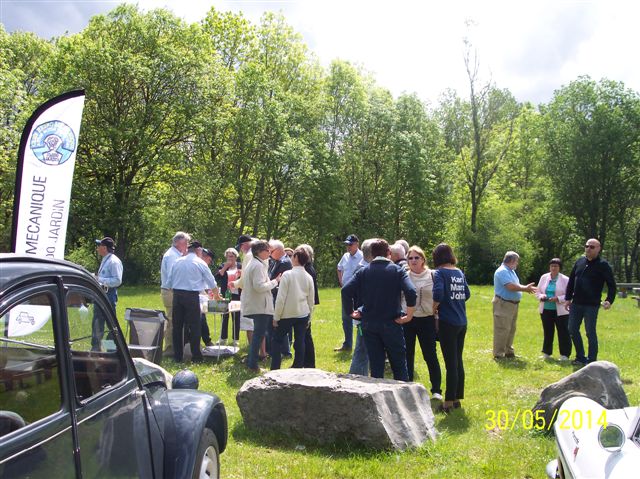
left=342, top=239, right=417, bottom=381
left=565, top=238, right=617, bottom=365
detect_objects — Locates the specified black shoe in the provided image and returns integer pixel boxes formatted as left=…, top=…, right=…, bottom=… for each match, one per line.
left=334, top=346, right=352, bottom=352
left=437, top=404, right=453, bottom=414
left=571, top=359, right=587, bottom=366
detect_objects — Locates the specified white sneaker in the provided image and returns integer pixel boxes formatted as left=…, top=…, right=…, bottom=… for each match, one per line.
left=540, top=353, right=552, bottom=359
left=431, top=393, right=443, bottom=401
left=232, top=340, right=239, bottom=348
left=559, top=355, right=570, bottom=361
left=216, top=339, right=227, bottom=346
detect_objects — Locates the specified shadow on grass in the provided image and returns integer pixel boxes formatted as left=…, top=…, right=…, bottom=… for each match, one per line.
left=494, top=357, right=528, bottom=369
left=333, top=350, right=354, bottom=362
left=230, top=421, right=419, bottom=458
left=435, top=409, right=471, bottom=434
left=221, top=354, right=270, bottom=388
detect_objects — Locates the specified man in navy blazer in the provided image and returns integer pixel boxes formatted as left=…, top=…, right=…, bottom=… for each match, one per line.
left=341, top=239, right=416, bottom=381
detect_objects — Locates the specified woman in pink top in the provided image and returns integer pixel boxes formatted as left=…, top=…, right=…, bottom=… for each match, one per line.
left=535, top=258, right=571, bottom=360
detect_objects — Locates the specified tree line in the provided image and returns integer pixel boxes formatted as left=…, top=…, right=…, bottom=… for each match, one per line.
left=1, top=4, right=639, bottom=285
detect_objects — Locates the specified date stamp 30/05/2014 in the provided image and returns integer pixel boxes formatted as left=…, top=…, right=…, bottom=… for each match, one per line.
left=484, top=409, right=608, bottom=431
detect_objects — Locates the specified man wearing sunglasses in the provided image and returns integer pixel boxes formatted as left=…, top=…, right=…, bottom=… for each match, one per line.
left=565, top=238, right=617, bottom=366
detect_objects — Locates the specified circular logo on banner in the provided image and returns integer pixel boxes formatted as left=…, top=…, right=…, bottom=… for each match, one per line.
left=30, top=120, right=77, bottom=166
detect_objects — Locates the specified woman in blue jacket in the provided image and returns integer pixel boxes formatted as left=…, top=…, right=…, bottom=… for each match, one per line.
left=432, top=243, right=471, bottom=413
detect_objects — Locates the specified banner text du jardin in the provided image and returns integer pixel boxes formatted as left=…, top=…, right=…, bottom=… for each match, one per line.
left=11, top=90, right=85, bottom=259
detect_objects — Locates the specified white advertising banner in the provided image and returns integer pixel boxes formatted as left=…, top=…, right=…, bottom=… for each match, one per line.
left=11, top=90, right=85, bottom=259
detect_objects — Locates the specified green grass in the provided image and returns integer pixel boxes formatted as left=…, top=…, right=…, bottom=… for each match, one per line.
left=116, top=286, right=640, bottom=479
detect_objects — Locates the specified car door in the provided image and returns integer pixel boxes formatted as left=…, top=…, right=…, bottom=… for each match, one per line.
left=64, top=282, right=156, bottom=478
left=0, top=285, right=78, bottom=478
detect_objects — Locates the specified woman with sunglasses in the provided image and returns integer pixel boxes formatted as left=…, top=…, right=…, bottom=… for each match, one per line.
left=402, top=246, right=443, bottom=400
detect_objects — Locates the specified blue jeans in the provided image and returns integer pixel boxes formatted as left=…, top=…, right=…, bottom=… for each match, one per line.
left=271, top=316, right=309, bottom=370
left=341, top=307, right=353, bottom=349
left=349, top=321, right=369, bottom=376
left=363, top=321, right=408, bottom=381
left=91, top=288, right=117, bottom=351
left=304, top=324, right=316, bottom=368
left=568, top=303, right=599, bottom=363
left=247, top=314, right=272, bottom=369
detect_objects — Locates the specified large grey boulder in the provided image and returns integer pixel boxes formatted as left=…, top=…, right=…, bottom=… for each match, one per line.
left=236, top=368, right=438, bottom=450
left=532, top=361, right=629, bottom=429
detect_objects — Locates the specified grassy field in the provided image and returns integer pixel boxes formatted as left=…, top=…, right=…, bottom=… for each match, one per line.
left=116, top=285, right=639, bottom=479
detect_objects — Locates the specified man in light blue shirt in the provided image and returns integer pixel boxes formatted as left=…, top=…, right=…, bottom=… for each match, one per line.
left=169, top=241, right=220, bottom=363
left=335, top=234, right=363, bottom=351
left=160, top=231, right=190, bottom=354
left=492, top=251, right=537, bottom=359
left=92, top=236, right=123, bottom=350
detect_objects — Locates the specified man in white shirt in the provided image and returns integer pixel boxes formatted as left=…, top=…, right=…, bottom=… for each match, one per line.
left=160, top=231, right=190, bottom=354
left=335, top=234, right=363, bottom=352
left=92, top=236, right=123, bottom=351
left=169, top=241, right=220, bottom=363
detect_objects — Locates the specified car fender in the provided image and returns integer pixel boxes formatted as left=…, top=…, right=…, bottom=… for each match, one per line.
left=553, top=396, right=640, bottom=479
left=159, top=389, right=227, bottom=479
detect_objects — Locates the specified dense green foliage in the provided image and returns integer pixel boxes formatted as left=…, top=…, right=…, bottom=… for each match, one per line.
left=1, top=5, right=639, bottom=284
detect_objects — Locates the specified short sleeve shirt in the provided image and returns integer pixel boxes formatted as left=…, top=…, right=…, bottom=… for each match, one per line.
left=494, top=263, right=522, bottom=301
left=337, top=249, right=363, bottom=285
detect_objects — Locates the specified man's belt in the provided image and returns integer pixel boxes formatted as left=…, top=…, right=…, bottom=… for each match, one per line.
left=496, top=295, right=520, bottom=304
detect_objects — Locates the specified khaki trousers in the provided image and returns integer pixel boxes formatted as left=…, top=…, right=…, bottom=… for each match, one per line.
left=161, top=288, right=174, bottom=352
left=492, top=296, right=519, bottom=357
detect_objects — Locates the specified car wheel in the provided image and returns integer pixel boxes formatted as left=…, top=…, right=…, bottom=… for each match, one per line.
left=193, top=427, right=219, bottom=479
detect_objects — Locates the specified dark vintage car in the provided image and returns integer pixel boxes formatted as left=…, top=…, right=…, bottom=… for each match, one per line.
left=0, top=254, right=227, bottom=478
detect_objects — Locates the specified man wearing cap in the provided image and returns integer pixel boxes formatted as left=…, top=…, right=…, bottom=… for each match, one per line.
left=335, top=234, right=363, bottom=351
left=92, top=236, right=123, bottom=350
left=169, top=241, right=221, bottom=363
left=160, top=231, right=191, bottom=354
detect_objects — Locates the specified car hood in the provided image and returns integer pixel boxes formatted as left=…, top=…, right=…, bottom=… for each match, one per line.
left=554, top=396, right=640, bottom=479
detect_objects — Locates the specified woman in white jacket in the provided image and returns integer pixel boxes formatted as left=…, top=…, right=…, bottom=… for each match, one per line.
left=271, top=247, right=315, bottom=370
left=242, top=240, right=279, bottom=372
left=535, top=258, right=571, bottom=360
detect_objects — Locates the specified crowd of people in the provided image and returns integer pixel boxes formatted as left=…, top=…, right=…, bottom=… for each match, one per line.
left=159, top=232, right=318, bottom=372
left=340, top=236, right=470, bottom=413
left=95, top=230, right=617, bottom=413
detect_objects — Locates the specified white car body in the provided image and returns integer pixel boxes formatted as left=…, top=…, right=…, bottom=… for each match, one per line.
left=547, top=396, right=640, bottom=479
